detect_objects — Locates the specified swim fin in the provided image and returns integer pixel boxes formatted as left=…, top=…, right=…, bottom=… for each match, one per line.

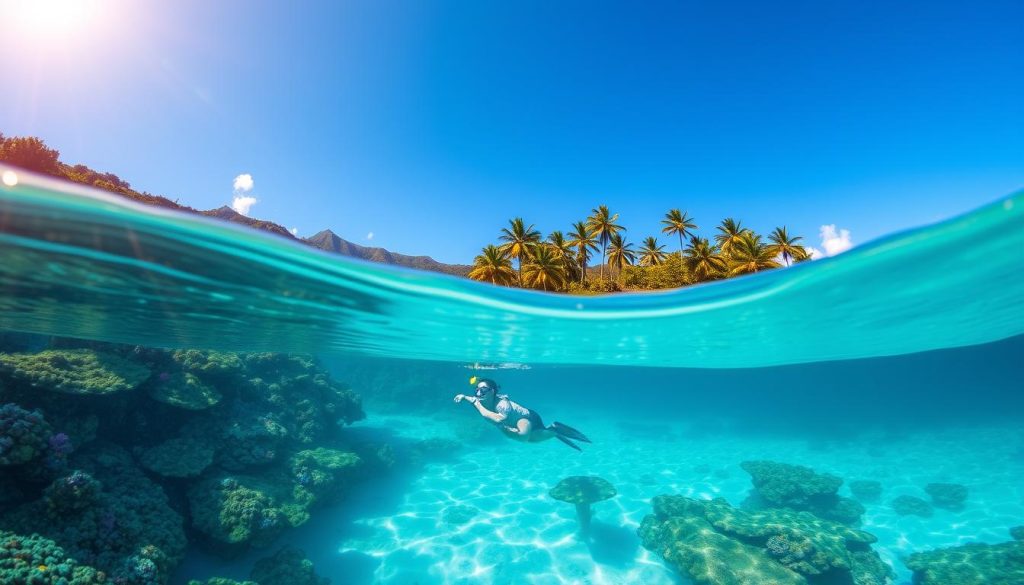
left=555, top=435, right=582, bottom=451
left=551, top=421, right=592, bottom=443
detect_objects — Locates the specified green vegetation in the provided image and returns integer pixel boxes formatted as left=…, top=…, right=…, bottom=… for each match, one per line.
left=0, top=133, right=295, bottom=238
left=472, top=207, right=811, bottom=293
left=2, top=134, right=813, bottom=290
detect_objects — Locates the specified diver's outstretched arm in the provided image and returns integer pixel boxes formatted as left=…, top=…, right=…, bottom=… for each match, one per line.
left=453, top=394, right=507, bottom=424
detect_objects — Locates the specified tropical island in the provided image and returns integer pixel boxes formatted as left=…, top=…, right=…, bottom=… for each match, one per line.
left=0, top=133, right=810, bottom=294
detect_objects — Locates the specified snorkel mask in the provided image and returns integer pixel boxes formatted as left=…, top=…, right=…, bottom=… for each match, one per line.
left=469, top=376, right=498, bottom=399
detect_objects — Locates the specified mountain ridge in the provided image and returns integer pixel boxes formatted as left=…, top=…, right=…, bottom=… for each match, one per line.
left=0, top=134, right=470, bottom=277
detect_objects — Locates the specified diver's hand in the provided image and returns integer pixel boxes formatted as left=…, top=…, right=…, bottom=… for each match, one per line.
left=453, top=394, right=478, bottom=404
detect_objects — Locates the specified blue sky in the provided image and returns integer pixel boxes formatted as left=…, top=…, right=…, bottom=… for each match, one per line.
left=2, top=0, right=1021, bottom=262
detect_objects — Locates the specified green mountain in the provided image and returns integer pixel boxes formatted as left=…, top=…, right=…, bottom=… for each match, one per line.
left=0, top=134, right=469, bottom=277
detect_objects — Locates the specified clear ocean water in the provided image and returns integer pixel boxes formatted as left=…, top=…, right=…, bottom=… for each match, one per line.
left=1, top=167, right=1022, bottom=585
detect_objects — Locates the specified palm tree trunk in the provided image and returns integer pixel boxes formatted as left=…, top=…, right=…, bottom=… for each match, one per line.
left=600, top=245, right=606, bottom=280
left=679, top=232, right=684, bottom=256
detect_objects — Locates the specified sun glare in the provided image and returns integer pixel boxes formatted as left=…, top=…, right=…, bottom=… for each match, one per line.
left=8, top=0, right=101, bottom=40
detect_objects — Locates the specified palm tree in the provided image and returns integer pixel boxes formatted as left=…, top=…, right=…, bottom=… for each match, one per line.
left=498, top=218, right=541, bottom=286
left=684, top=237, right=727, bottom=282
left=567, top=221, right=599, bottom=284
left=638, top=236, right=667, bottom=266
left=661, top=209, right=698, bottom=254
left=606, top=233, right=636, bottom=275
left=714, top=218, right=748, bottom=258
left=547, top=231, right=572, bottom=258
left=728, top=232, right=781, bottom=276
left=766, top=226, right=809, bottom=266
left=547, top=231, right=579, bottom=282
left=522, top=245, right=566, bottom=291
left=585, top=205, right=624, bottom=280
left=468, top=245, right=516, bottom=286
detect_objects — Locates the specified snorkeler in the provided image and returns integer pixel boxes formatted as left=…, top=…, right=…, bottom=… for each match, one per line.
left=453, top=377, right=592, bottom=451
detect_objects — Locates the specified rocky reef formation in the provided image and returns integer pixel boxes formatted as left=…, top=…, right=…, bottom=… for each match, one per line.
left=890, top=495, right=933, bottom=517
left=0, top=339, right=376, bottom=584
left=638, top=494, right=893, bottom=585
left=904, top=527, right=1024, bottom=584
left=740, top=460, right=865, bottom=525
left=924, top=482, right=968, bottom=511
left=549, top=476, right=617, bottom=535
left=848, top=480, right=882, bottom=502
left=187, top=546, right=328, bottom=585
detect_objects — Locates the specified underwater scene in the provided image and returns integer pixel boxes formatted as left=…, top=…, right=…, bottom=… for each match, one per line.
left=1, top=170, right=1023, bottom=585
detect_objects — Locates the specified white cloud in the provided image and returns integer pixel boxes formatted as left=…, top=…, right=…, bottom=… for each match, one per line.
left=231, top=196, right=258, bottom=216
left=289, top=227, right=299, bottom=236
left=233, top=173, right=254, bottom=193
left=366, top=232, right=374, bottom=240
left=807, top=247, right=825, bottom=260
left=229, top=173, right=257, bottom=216
left=819, top=224, right=853, bottom=256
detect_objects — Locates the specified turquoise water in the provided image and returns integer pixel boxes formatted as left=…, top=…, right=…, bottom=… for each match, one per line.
left=0, top=166, right=1023, bottom=585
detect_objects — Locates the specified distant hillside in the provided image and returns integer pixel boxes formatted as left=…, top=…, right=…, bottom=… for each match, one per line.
left=0, top=134, right=468, bottom=276
left=305, top=229, right=470, bottom=276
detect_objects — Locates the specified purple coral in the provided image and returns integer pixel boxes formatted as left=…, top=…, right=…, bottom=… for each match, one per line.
left=45, top=431, right=74, bottom=470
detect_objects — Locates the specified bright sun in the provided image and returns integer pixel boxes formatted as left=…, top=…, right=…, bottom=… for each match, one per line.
left=8, top=0, right=100, bottom=40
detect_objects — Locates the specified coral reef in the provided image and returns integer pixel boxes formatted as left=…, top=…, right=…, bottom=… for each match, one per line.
left=42, top=470, right=102, bottom=514
left=904, top=533, right=1024, bottom=585
left=924, top=482, right=968, bottom=511
left=170, top=350, right=245, bottom=380
left=187, top=547, right=328, bottom=585
left=0, top=349, right=151, bottom=396
left=188, top=452, right=361, bottom=551
left=549, top=476, right=617, bottom=534
left=0, top=339, right=380, bottom=585
left=0, top=403, right=54, bottom=466
left=147, top=372, right=222, bottom=410
left=188, top=474, right=300, bottom=548
left=289, top=447, right=362, bottom=502
left=249, top=546, right=329, bottom=585
left=640, top=514, right=805, bottom=585
left=1, top=444, right=186, bottom=584
left=138, top=436, right=216, bottom=478
left=740, top=460, right=864, bottom=525
left=849, top=480, right=882, bottom=502
left=890, top=495, right=933, bottom=517
left=0, top=530, right=106, bottom=585
left=639, top=495, right=893, bottom=585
